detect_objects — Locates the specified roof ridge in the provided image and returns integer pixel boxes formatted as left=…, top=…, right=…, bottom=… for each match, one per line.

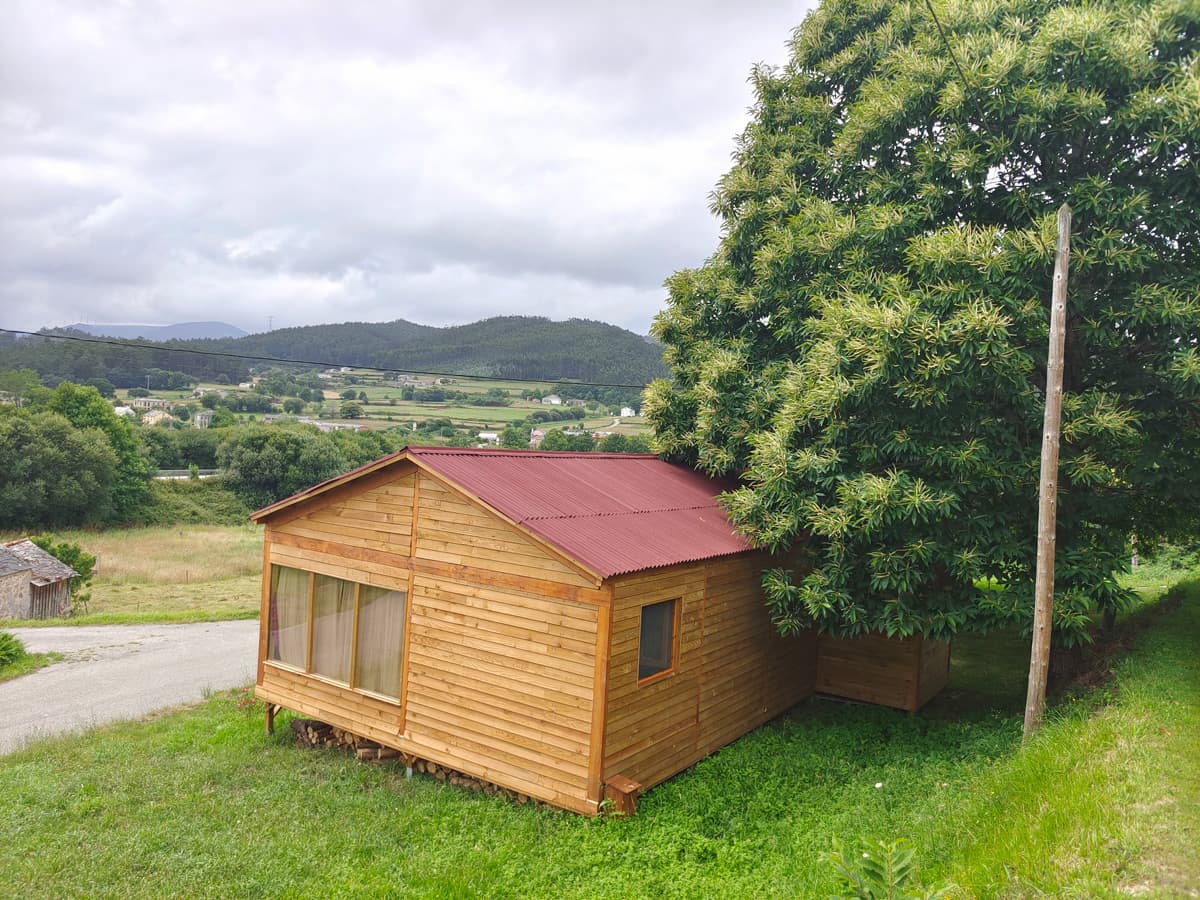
left=520, top=502, right=723, bottom=522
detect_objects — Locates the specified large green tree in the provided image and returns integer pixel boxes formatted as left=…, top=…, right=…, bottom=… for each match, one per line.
left=38, top=382, right=152, bottom=522
left=646, top=0, right=1200, bottom=644
left=218, top=425, right=349, bottom=509
left=0, top=411, right=118, bottom=528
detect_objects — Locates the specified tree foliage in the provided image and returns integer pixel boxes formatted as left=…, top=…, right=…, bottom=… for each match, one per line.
left=30, top=534, right=97, bottom=608
left=41, top=382, right=152, bottom=521
left=216, top=423, right=405, bottom=509
left=0, top=410, right=118, bottom=528
left=646, top=0, right=1200, bottom=644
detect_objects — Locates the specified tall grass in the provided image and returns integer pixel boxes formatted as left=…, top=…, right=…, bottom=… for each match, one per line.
left=50, top=525, right=262, bottom=584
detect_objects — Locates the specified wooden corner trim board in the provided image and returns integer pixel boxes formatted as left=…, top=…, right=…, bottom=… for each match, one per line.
left=409, top=462, right=604, bottom=588
left=257, top=538, right=272, bottom=686
left=586, top=585, right=614, bottom=803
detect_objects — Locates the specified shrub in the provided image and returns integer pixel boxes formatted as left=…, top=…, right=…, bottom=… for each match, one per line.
left=0, top=631, right=26, bottom=668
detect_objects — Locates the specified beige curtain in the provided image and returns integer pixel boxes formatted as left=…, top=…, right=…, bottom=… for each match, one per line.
left=268, top=566, right=309, bottom=668
left=312, top=574, right=355, bottom=683
left=356, top=585, right=406, bottom=699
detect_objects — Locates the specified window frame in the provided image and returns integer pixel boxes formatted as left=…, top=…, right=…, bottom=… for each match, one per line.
left=265, top=564, right=407, bottom=705
left=636, top=597, right=680, bottom=686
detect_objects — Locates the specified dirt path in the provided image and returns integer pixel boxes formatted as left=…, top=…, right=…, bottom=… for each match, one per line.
left=0, top=620, right=259, bottom=754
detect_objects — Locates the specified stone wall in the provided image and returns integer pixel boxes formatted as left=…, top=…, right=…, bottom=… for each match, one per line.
left=0, top=570, right=31, bottom=619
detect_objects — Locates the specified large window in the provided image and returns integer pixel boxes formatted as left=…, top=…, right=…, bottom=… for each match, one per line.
left=312, top=574, right=355, bottom=683
left=268, top=566, right=309, bottom=669
left=267, top=565, right=407, bottom=701
left=638, top=599, right=678, bottom=682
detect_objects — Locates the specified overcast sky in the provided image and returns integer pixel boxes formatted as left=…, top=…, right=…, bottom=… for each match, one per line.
left=1, top=1, right=816, bottom=337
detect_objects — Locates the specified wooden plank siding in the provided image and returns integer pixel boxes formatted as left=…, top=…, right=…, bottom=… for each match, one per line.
left=815, top=632, right=950, bottom=712
left=917, top=636, right=952, bottom=709
left=601, top=553, right=815, bottom=792
left=256, top=460, right=606, bottom=814
left=403, top=573, right=598, bottom=812
left=414, top=475, right=598, bottom=589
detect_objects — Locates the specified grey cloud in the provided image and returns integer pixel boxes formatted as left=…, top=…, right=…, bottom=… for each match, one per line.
left=1, top=0, right=814, bottom=335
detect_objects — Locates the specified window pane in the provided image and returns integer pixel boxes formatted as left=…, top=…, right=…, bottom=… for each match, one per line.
left=312, top=575, right=354, bottom=684
left=268, top=566, right=308, bottom=668
left=638, top=599, right=676, bottom=680
left=355, top=585, right=406, bottom=699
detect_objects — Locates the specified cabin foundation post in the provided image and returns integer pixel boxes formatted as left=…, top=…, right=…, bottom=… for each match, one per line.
left=265, top=704, right=278, bottom=734
left=604, top=774, right=642, bottom=817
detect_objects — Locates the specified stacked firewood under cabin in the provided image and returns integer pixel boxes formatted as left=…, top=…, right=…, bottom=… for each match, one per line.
left=288, top=718, right=546, bottom=807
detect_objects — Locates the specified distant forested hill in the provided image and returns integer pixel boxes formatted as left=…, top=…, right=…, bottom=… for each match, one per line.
left=0, top=317, right=666, bottom=387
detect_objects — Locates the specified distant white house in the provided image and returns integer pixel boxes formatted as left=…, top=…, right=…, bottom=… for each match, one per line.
left=193, top=409, right=214, bottom=428
left=130, top=397, right=172, bottom=410
left=113, top=405, right=135, bottom=418
left=620, top=407, right=638, bottom=418
left=541, top=394, right=562, bottom=405
left=477, top=431, right=500, bottom=444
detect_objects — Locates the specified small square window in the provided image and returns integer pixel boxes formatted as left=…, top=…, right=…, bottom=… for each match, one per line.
left=638, top=599, right=677, bottom=681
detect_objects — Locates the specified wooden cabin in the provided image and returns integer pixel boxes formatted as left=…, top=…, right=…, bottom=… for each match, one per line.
left=250, top=447, right=949, bottom=814
left=0, top=539, right=76, bottom=620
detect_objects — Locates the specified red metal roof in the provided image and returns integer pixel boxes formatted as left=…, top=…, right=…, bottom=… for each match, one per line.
left=408, top=448, right=752, bottom=578
left=253, top=446, right=753, bottom=578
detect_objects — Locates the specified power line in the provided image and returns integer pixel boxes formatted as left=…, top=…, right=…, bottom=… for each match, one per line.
left=0, top=327, right=655, bottom=391
left=923, top=0, right=988, bottom=126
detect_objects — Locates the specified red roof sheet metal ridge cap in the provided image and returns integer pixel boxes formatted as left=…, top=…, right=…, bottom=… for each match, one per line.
left=409, top=447, right=659, bottom=460
left=518, top=503, right=729, bottom=522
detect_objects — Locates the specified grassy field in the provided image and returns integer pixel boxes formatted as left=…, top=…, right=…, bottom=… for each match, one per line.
left=0, top=526, right=263, bottom=627
left=0, top=571, right=1195, bottom=896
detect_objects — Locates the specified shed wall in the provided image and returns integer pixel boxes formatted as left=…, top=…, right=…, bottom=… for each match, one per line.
left=413, top=475, right=597, bottom=588
left=602, top=553, right=816, bottom=792
left=0, top=570, right=31, bottom=619
left=30, top=581, right=70, bottom=619
left=815, top=632, right=949, bottom=712
left=257, top=464, right=604, bottom=814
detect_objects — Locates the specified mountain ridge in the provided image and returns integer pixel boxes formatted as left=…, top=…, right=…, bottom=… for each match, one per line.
left=3, top=315, right=666, bottom=389
left=67, top=321, right=248, bottom=340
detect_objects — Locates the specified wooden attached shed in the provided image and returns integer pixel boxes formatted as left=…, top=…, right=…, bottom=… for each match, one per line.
left=251, top=447, right=948, bottom=814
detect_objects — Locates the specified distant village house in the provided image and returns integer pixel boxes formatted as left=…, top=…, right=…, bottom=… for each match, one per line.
left=0, top=539, right=77, bottom=619
left=141, top=409, right=173, bottom=426
left=129, top=397, right=172, bottom=410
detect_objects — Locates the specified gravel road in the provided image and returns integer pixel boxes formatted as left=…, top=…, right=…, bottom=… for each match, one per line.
left=0, top=620, right=260, bottom=755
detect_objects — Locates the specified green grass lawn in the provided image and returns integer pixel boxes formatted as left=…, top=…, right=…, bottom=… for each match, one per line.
left=1, top=578, right=1195, bottom=897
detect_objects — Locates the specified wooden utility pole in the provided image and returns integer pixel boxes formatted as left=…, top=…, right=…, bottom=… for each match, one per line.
left=1024, top=203, right=1072, bottom=740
